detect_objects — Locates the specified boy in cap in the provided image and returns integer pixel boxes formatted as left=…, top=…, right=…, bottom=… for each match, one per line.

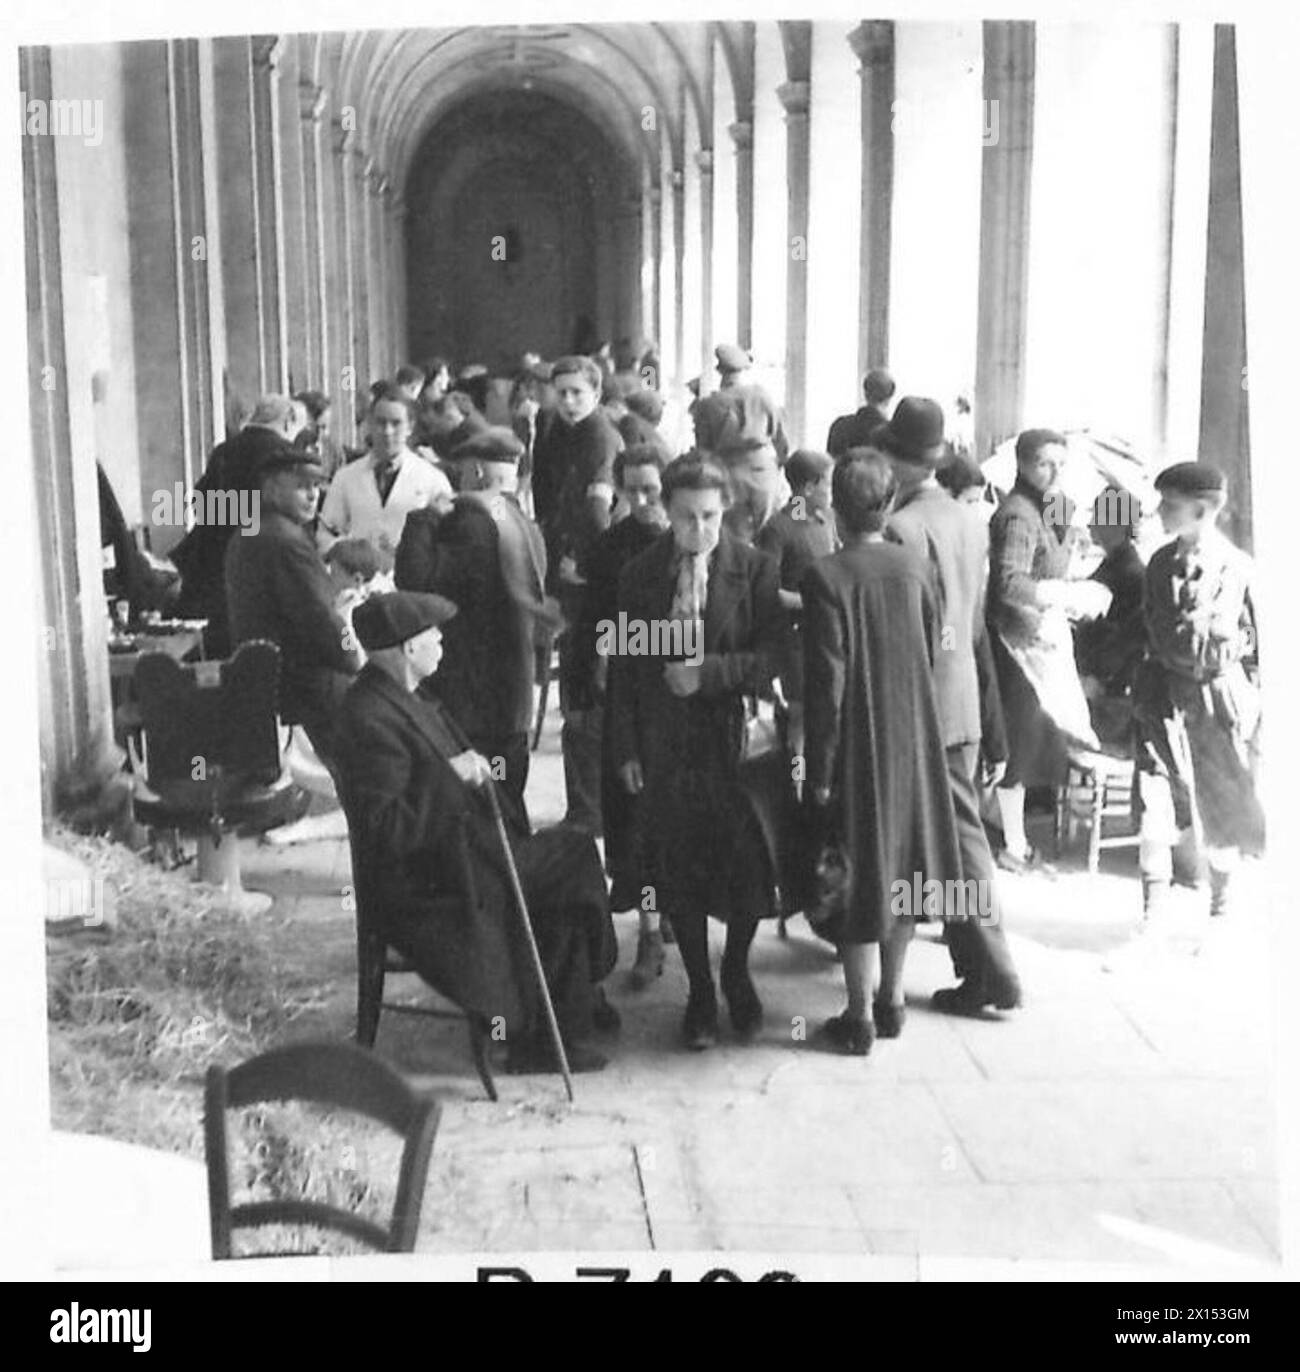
left=335, top=591, right=618, bottom=1074
left=1135, top=462, right=1263, bottom=920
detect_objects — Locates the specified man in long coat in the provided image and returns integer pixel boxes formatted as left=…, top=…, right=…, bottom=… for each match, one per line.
left=394, top=427, right=559, bottom=827
left=224, top=445, right=360, bottom=766
left=881, top=398, right=1023, bottom=1015
left=334, top=591, right=617, bottom=1074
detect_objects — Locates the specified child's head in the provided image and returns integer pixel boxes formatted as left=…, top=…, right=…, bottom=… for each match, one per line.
left=784, top=448, right=834, bottom=511
left=325, top=537, right=383, bottom=595
left=833, top=448, right=897, bottom=536
left=1089, top=485, right=1141, bottom=554
left=936, top=453, right=987, bottom=506
left=1154, top=462, right=1227, bottom=540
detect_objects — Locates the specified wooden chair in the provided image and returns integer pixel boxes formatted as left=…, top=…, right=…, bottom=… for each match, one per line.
left=1055, top=751, right=1140, bottom=874
left=337, top=779, right=498, bottom=1101
left=129, top=640, right=310, bottom=908
left=204, top=1041, right=440, bottom=1258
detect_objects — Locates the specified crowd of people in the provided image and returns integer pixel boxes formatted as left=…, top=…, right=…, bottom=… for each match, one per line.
left=165, top=340, right=1264, bottom=1070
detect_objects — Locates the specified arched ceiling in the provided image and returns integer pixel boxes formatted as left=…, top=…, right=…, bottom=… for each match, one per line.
left=303, top=22, right=761, bottom=200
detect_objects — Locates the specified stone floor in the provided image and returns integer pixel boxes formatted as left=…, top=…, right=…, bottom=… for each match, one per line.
left=239, top=706, right=1283, bottom=1276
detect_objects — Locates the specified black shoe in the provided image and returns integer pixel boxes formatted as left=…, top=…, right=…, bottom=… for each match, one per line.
left=818, top=1012, right=874, bottom=1056
left=872, top=998, right=906, bottom=1039
left=506, top=1037, right=609, bottom=1074
left=931, top=977, right=1022, bottom=1016
left=681, top=992, right=719, bottom=1051
left=996, top=846, right=1057, bottom=878
left=591, top=987, right=622, bottom=1033
left=720, top=964, right=764, bottom=1039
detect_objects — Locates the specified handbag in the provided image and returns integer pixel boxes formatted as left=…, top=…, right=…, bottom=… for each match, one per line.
left=803, top=798, right=851, bottom=944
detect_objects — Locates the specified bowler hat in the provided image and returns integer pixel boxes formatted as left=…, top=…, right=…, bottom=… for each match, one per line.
left=352, top=591, right=458, bottom=651
left=879, top=396, right=946, bottom=465
left=449, top=426, right=525, bottom=465
left=715, top=343, right=751, bottom=374
left=1154, top=461, right=1226, bottom=499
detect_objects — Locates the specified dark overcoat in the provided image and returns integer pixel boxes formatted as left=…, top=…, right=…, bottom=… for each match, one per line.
left=607, top=529, right=787, bottom=921
left=334, top=665, right=616, bottom=1030
left=802, top=539, right=963, bottom=943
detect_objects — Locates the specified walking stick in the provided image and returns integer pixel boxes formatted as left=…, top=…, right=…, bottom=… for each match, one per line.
left=484, top=780, right=575, bottom=1102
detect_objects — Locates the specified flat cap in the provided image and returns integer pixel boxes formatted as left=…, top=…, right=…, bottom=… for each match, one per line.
left=1154, top=461, right=1226, bottom=499
left=253, top=441, right=324, bottom=479
left=352, top=591, right=458, bottom=651
left=448, top=425, right=525, bottom=465
left=715, top=343, right=752, bottom=374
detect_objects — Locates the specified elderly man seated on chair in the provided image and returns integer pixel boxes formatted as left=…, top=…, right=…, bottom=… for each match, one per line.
left=334, top=591, right=619, bottom=1074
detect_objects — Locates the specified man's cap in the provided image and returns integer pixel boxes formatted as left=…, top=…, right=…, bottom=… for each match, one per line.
left=353, top=591, right=458, bottom=651
left=449, top=425, right=525, bottom=465
left=715, top=343, right=752, bottom=374
left=1154, top=461, right=1226, bottom=499
left=878, top=396, right=946, bottom=466
left=246, top=394, right=297, bottom=429
left=253, top=440, right=324, bottom=480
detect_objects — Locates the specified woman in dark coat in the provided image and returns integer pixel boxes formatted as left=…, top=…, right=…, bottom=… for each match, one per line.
left=608, top=454, right=787, bottom=1050
left=803, top=452, right=963, bottom=1055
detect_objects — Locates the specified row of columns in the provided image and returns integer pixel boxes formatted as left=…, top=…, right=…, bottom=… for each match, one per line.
left=641, top=18, right=1236, bottom=480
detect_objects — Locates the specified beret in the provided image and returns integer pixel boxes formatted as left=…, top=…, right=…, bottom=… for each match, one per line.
left=714, top=343, right=751, bottom=373
left=352, top=591, right=458, bottom=651
left=449, top=425, right=525, bottom=465
left=1154, top=461, right=1226, bottom=498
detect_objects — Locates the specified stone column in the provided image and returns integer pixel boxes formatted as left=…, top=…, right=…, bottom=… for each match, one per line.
left=696, top=147, right=715, bottom=377
left=213, top=37, right=261, bottom=426
left=391, top=194, right=410, bottom=370
left=23, top=43, right=115, bottom=811
left=251, top=36, right=287, bottom=394
left=778, top=78, right=810, bottom=444
left=646, top=180, right=663, bottom=364
left=348, top=145, right=371, bottom=402
left=670, top=165, right=685, bottom=393
left=849, top=21, right=894, bottom=377
left=975, top=20, right=1034, bottom=462
left=1199, top=25, right=1250, bottom=550
left=275, top=41, right=308, bottom=393
left=730, top=120, right=754, bottom=349
left=299, top=82, right=327, bottom=388
left=328, top=119, right=356, bottom=442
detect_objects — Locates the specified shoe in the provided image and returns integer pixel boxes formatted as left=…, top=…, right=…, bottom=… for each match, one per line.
left=931, top=977, right=1023, bottom=1016
left=995, top=847, right=1056, bottom=878
left=872, top=998, right=906, bottom=1039
left=681, top=992, right=719, bottom=1051
left=591, top=987, right=621, bottom=1033
left=819, top=1012, right=874, bottom=1056
left=720, top=964, right=764, bottom=1039
left=506, top=1038, right=609, bottom=1074
left=628, top=930, right=666, bottom=990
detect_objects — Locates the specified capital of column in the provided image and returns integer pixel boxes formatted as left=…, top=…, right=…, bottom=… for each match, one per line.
left=848, top=20, right=893, bottom=69
left=251, top=35, right=284, bottom=72
left=728, top=120, right=753, bottom=152
left=299, top=81, right=326, bottom=123
left=668, top=167, right=685, bottom=192
left=695, top=148, right=714, bottom=176
left=777, top=80, right=810, bottom=119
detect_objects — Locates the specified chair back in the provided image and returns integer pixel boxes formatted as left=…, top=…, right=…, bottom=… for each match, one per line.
left=204, top=1040, right=441, bottom=1258
left=135, top=640, right=283, bottom=808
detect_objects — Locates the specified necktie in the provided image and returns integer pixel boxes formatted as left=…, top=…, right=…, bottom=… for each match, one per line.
left=670, top=549, right=708, bottom=623
left=375, top=460, right=398, bottom=505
